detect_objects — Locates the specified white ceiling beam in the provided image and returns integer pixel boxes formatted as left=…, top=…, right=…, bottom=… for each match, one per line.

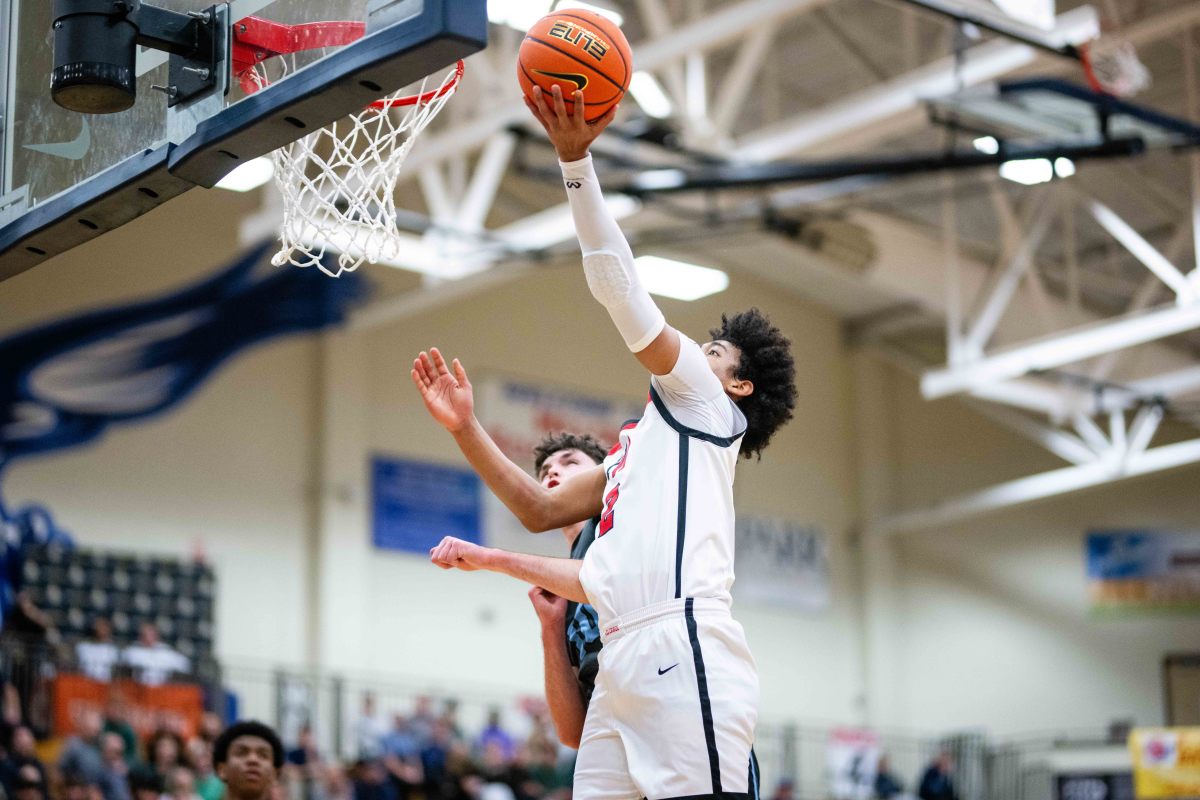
left=400, top=0, right=832, bottom=180
left=1087, top=201, right=1196, bottom=302
left=1126, top=404, right=1164, bottom=461
left=921, top=301, right=1200, bottom=399
left=1073, top=412, right=1111, bottom=456
left=456, top=133, right=517, bottom=233
left=963, top=188, right=1056, bottom=354
left=964, top=399, right=1096, bottom=465
left=712, top=27, right=777, bottom=139
left=733, top=5, right=1098, bottom=162
left=1127, top=365, right=1200, bottom=400
left=871, top=435, right=1200, bottom=536
left=1087, top=224, right=1191, bottom=382
left=635, top=0, right=689, bottom=107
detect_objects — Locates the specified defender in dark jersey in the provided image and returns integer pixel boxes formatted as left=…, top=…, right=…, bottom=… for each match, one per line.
left=528, top=432, right=607, bottom=748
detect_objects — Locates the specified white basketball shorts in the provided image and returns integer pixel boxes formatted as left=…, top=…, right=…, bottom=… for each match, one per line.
left=574, top=597, right=761, bottom=800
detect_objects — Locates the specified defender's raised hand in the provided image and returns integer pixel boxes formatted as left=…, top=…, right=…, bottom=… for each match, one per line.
left=411, top=348, right=474, bottom=433
left=524, top=85, right=618, bottom=163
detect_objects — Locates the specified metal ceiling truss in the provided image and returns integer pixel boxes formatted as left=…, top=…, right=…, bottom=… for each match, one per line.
left=346, top=1, right=1200, bottom=529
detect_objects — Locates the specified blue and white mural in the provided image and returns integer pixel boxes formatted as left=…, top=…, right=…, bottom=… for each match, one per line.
left=0, top=243, right=367, bottom=618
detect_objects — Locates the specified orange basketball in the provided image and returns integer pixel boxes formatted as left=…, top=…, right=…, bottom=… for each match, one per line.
left=518, top=10, right=632, bottom=123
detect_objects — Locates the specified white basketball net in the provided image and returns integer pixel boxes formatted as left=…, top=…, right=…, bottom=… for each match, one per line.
left=250, top=57, right=462, bottom=277
left=1083, top=37, right=1152, bottom=99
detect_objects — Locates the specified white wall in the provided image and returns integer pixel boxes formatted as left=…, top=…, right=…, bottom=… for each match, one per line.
left=860, top=354, right=1200, bottom=735
left=6, top=185, right=1200, bottom=742
left=0, top=189, right=315, bottom=667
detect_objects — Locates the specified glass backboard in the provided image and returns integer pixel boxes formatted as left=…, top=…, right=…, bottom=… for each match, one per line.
left=0, top=0, right=486, bottom=278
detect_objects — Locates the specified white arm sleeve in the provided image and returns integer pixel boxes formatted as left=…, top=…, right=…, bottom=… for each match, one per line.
left=560, top=155, right=665, bottom=352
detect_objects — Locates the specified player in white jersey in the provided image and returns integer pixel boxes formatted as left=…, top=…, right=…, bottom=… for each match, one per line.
left=412, top=85, right=796, bottom=800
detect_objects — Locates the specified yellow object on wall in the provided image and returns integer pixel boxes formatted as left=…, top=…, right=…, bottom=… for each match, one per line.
left=1130, top=728, right=1200, bottom=798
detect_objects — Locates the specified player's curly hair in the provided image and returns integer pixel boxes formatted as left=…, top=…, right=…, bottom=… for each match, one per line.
left=710, top=308, right=797, bottom=459
left=533, top=432, right=608, bottom=473
left=213, top=721, right=284, bottom=768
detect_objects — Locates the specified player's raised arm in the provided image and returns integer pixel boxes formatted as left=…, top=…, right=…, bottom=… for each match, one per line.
left=525, top=86, right=681, bottom=377
left=410, top=348, right=605, bottom=531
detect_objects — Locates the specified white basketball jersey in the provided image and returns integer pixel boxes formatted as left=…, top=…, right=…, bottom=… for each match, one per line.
left=579, top=378, right=747, bottom=625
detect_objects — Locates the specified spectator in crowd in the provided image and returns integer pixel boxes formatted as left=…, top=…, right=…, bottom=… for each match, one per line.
left=76, top=619, right=120, bottom=683
left=101, top=695, right=138, bottom=767
left=11, top=763, right=47, bottom=800
left=143, top=730, right=186, bottom=784
left=198, top=714, right=224, bottom=746
left=61, top=773, right=102, bottom=800
left=2, top=725, right=47, bottom=797
left=284, top=724, right=322, bottom=800
left=213, top=721, right=284, bottom=800
left=354, top=695, right=387, bottom=762
left=418, top=720, right=456, bottom=800
left=474, top=741, right=526, bottom=800
left=350, top=760, right=396, bottom=800
left=380, top=716, right=422, bottom=800
left=186, top=738, right=224, bottom=800
left=122, top=623, right=189, bottom=686
left=167, top=766, right=203, bottom=800
left=918, top=751, right=959, bottom=800
left=473, top=712, right=513, bottom=763
left=769, top=778, right=795, bottom=800
left=319, top=764, right=352, bottom=800
left=128, top=769, right=163, bottom=800
left=58, top=709, right=107, bottom=789
left=875, top=754, right=904, bottom=799
left=98, top=733, right=132, bottom=800
left=407, top=698, right=436, bottom=748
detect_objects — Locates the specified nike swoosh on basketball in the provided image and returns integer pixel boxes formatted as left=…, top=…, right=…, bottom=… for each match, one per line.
left=658, top=663, right=679, bottom=675
left=531, top=69, right=589, bottom=91
left=24, top=118, right=91, bottom=161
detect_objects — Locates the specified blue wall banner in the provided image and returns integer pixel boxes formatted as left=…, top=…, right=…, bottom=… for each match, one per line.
left=1087, top=531, right=1200, bottom=615
left=371, top=457, right=482, bottom=554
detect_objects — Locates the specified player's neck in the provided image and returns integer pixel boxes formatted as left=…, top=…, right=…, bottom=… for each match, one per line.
left=560, top=522, right=584, bottom=547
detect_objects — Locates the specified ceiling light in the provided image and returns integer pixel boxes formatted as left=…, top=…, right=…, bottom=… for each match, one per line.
left=973, top=136, right=1000, bottom=155
left=992, top=0, right=1056, bottom=31
left=488, top=0, right=552, bottom=30
left=629, top=72, right=674, bottom=119
left=215, top=157, right=275, bottom=192
left=634, top=256, right=729, bottom=301
left=999, top=158, right=1054, bottom=186
left=554, top=1, right=624, bottom=25
left=1054, top=157, right=1076, bottom=178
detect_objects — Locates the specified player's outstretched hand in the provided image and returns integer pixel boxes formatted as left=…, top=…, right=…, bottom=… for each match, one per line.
left=411, top=348, right=473, bottom=433
left=430, top=536, right=488, bottom=572
left=524, top=85, right=618, bottom=163
left=528, top=586, right=569, bottom=627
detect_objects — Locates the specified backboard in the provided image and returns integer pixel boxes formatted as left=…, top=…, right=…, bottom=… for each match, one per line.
left=0, top=0, right=486, bottom=279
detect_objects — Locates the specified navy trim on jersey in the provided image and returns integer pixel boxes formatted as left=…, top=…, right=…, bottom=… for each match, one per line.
left=674, top=435, right=690, bottom=599
left=749, top=750, right=760, bottom=800
left=685, top=598, right=723, bottom=796
left=657, top=795, right=751, bottom=800
left=649, top=387, right=745, bottom=448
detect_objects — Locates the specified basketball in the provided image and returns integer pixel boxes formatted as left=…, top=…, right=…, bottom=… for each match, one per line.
left=518, top=10, right=632, bottom=123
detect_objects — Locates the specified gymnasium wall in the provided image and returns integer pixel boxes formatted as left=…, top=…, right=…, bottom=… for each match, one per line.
left=0, top=189, right=316, bottom=667
left=860, top=354, right=1200, bottom=735
left=4, top=186, right=1200, bottom=738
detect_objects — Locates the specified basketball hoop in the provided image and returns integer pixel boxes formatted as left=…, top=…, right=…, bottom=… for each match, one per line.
left=1080, top=35, right=1151, bottom=99
left=233, top=17, right=464, bottom=277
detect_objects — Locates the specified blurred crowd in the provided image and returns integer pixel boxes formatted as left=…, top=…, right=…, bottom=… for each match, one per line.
left=288, top=694, right=573, bottom=800
left=0, top=701, right=228, bottom=800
